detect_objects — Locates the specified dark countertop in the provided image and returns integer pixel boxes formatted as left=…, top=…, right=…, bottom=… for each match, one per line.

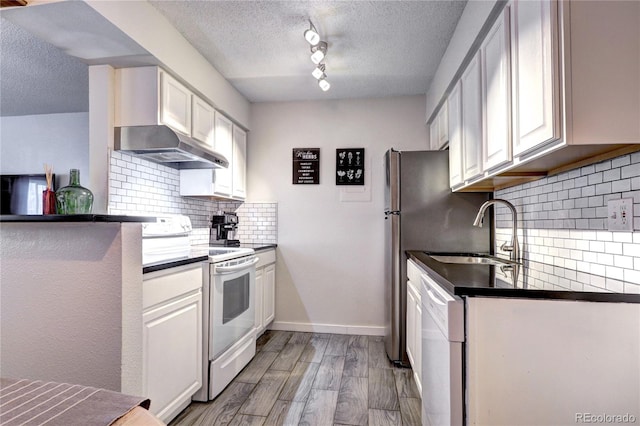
left=0, top=214, right=155, bottom=223
left=407, top=251, right=640, bottom=303
left=143, top=243, right=277, bottom=274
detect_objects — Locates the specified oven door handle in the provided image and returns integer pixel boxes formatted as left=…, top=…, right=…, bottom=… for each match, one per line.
left=215, top=256, right=260, bottom=273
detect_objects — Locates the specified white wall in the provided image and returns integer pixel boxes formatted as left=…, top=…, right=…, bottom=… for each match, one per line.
left=0, top=112, right=89, bottom=189
left=248, top=95, right=428, bottom=333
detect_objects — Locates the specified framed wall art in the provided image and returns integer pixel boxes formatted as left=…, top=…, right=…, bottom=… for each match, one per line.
left=292, top=148, right=320, bottom=184
left=336, top=148, right=365, bottom=185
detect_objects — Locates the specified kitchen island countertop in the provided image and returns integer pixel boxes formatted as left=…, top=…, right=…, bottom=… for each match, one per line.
left=407, top=250, right=640, bottom=303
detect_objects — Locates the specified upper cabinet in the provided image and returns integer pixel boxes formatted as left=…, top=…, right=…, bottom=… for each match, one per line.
left=232, top=126, right=247, bottom=199
left=461, top=51, right=484, bottom=181
left=191, top=96, right=216, bottom=148
left=482, top=7, right=512, bottom=170
left=441, top=0, right=640, bottom=191
left=213, top=113, right=234, bottom=197
left=448, top=82, right=463, bottom=187
left=160, top=72, right=192, bottom=136
left=179, top=116, right=247, bottom=200
left=429, top=102, right=449, bottom=150
left=510, top=0, right=560, bottom=156
left=116, top=67, right=191, bottom=135
left=115, top=66, right=247, bottom=201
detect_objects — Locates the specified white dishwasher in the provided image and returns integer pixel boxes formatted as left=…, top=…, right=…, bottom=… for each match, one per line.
left=421, top=271, right=464, bottom=426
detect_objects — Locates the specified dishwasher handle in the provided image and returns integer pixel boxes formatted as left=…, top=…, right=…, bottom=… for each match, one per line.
left=421, top=274, right=453, bottom=305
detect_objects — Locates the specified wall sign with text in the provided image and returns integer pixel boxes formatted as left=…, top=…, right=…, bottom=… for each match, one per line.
left=336, top=148, right=365, bottom=185
left=292, top=148, right=320, bottom=184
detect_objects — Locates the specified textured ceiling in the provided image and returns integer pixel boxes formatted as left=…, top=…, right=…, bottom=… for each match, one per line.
left=0, top=16, right=89, bottom=117
left=0, top=0, right=467, bottom=116
left=149, top=0, right=467, bottom=102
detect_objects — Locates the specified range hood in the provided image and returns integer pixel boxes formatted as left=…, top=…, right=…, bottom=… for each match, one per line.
left=114, top=125, right=228, bottom=169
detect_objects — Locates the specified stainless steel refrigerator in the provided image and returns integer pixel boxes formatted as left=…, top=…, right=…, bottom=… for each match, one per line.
left=384, top=148, right=492, bottom=366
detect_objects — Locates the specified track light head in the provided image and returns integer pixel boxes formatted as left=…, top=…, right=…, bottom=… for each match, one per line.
left=312, top=64, right=326, bottom=80
left=310, top=41, right=328, bottom=65
left=318, top=77, right=331, bottom=92
left=304, top=30, right=320, bottom=46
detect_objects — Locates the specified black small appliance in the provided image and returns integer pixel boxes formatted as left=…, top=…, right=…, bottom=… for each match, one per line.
left=210, top=212, right=240, bottom=246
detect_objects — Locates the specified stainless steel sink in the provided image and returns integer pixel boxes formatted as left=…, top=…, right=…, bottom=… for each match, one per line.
left=428, top=254, right=519, bottom=266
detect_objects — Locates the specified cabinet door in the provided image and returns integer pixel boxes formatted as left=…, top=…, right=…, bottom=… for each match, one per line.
left=263, top=264, right=275, bottom=326
left=482, top=7, right=512, bottom=170
left=214, top=112, right=233, bottom=196
left=232, top=126, right=247, bottom=199
left=437, top=103, right=449, bottom=148
left=414, top=300, right=423, bottom=396
left=254, top=267, right=264, bottom=334
left=448, top=82, right=463, bottom=187
left=160, top=71, right=192, bottom=136
left=429, top=120, right=439, bottom=151
left=192, top=96, right=215, bottom=148
left=461, top=51, right=483, bottom=181
left=143, top=291, right=202, bottom=423
left=511, top=0, right=560, bottom=155
left=406, top=283, right=417, bottom=368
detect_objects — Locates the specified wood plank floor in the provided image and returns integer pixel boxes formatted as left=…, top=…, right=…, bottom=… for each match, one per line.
left=170, top=331, right=421, bottom=426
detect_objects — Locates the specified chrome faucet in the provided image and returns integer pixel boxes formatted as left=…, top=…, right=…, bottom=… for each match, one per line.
left=473, top=199, right=520, bottom=263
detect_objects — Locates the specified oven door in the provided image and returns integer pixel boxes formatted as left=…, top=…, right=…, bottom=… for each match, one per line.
left=210, top=255, right=257, bottom=360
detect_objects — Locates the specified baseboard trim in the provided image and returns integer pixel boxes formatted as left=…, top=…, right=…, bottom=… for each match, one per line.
left=269, top=321, right=385, bottom=336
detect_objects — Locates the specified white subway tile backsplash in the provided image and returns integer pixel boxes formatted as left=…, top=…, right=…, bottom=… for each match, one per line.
left=108, top=151, right=277, bottom=245
left=495, top=152, right=639, bottom=295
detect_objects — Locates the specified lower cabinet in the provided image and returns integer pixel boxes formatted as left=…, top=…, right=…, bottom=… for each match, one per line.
left=255, top=249, right=276, bottom=337
left=142, top=263, right=203, bottom=424
left=406, top=260, right=423, bottom=396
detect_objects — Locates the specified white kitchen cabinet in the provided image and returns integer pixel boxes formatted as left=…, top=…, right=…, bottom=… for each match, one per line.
left=143, top=263, right=203, bottom=424
left=510, top=0, right=560, bottom=156
left=481, top=7, right=512, bottom=171
left=406, top=259, right=423, bottom=396
left=160, top=71, right=192, bottom=136
left=213, top=112, right=234, bottom=197
left=116, top=66, right=193, bottom=137
left=429, top=119, right=439, bottom=151
left=191, top=95, right=215, bottom=148
left=448, top=82, right=463, bottom=188
left=461, top=51, right=483, bottom=181
left=179, top=113, right=247, bottom=200
left=429, top=103, right=449, bottom=151
left=436, top=103, right=449, bottom=148
left=444, top=1, right=638, bottom=192
left=232, top=126, right=247, bottom=199
left=254, top=249, right=276, bottom=337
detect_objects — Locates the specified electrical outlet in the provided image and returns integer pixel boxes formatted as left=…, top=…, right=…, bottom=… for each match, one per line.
left=607, top=198, right=634, bottom=232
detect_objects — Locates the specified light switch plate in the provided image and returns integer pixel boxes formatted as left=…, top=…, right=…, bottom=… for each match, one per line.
left=607, top=198, right=634, bottom=231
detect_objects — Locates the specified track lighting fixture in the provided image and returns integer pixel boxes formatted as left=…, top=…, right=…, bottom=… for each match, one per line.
left=304, top=20, right=331, bottom=92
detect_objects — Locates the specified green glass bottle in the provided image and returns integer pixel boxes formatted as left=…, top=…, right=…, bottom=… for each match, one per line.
left=56, top=169, right=94, bottom=214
